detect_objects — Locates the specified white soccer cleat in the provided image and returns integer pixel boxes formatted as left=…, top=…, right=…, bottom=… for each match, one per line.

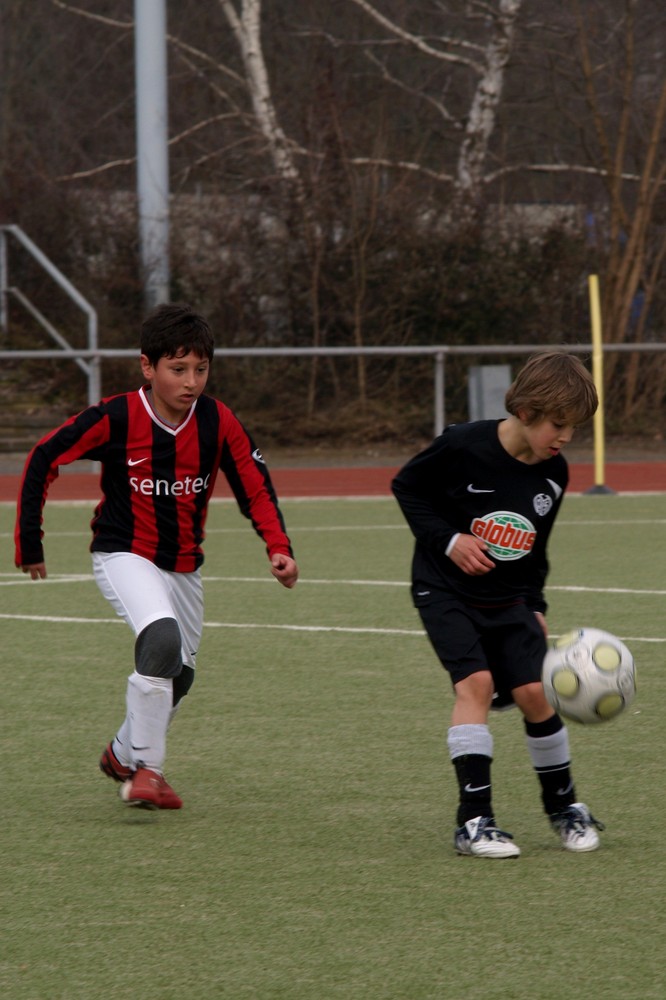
left=550, top=802, right=604, bottom=852
left=454, top=815, right=521, bottom=858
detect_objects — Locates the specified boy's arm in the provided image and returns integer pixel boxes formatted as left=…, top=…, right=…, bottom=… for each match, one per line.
left=392, top=438, right=496, bottom=575
left=392, top=438, right=462, bottom=555
left=218, top=411, right=297, bottom=583
left=15, top=406, right=109, bottom=573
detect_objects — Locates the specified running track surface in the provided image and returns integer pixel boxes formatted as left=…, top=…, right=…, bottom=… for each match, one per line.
left=1, top=461, right=665, bottom=502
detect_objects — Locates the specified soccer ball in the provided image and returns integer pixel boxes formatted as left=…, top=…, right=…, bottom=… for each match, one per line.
left=542, top=627, right=636, bottom=724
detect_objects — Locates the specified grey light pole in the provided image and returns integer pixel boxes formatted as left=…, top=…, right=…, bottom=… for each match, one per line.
left=135, top=0, right=170, bottom=310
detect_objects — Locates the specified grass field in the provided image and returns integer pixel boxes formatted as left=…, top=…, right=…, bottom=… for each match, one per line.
left=1, top=493, right=664, bottom=999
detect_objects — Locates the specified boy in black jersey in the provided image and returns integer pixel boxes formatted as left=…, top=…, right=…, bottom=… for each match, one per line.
left=392, top=353, right=602, bottom=858
left=15, top=303, right=298, bottom=810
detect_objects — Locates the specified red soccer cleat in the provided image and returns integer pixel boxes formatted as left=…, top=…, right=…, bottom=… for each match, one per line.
left=122, top=767, right=162, bottom=809
left=100, top=742, right=134, bottom=783
left=121, top=768, right=183, bottom=810
left=157, top=775, right=183, bottom=810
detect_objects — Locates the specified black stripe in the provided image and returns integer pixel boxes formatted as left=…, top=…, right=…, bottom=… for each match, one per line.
left=151, top=421, right=179, bottom=571
left=193, top=397, right=221, bottom=545
left=94, top=396, right=134, bottom=551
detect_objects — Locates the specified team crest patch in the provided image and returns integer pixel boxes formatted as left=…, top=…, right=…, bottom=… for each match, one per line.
left=533, top=493, right=553, bottom=516
left=470, top=511, right=536, bottom=561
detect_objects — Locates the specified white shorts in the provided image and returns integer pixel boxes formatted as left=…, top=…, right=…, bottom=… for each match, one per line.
left=92, top=552, right=203, bottom=668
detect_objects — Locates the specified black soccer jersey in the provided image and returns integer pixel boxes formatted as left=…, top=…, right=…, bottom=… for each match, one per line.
left=15, top=386, right=293, bottom=573
left=392, top=420, right=568, bottom=613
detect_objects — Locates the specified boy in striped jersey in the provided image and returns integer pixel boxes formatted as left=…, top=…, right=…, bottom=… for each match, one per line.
left=15, top=303, right=298, bottom=810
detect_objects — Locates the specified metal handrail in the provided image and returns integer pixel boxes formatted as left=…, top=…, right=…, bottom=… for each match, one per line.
left=0, top=225, right=100, bottom=404
left=0, top=340, right=663, bottom=436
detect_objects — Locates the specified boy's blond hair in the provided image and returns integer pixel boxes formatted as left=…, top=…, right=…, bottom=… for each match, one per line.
left=505, top=352, right=598, bottom=426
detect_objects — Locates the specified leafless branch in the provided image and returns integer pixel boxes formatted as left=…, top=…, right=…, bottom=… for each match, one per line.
left=344, top=0, right=483, bottom=70
left=348, top=156, right=455, bottom=184
left=50, top=0, right=131, bottom=29
left=363, top=51, right=460, bottom=127
left=56, top=156, right=135, bottom=183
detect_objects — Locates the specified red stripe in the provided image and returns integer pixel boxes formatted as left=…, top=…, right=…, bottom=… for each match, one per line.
left=125, top=393, right=159, bottom=562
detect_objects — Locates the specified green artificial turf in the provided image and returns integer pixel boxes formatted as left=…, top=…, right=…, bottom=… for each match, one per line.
left=0, top=494, right=663, bottom=999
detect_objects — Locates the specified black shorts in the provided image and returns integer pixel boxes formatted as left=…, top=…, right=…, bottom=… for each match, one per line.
left=417, top=594, right=547, bottom=698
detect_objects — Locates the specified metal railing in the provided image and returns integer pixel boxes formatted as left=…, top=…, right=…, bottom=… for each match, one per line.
left=0, top=340, right=664, bottom=437
left=0, top=225, right=101, bottom=404
left=1, top=224, right=664, bottom=434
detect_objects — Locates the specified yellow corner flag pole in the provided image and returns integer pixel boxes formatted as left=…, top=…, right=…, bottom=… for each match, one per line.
left=586, top=274, right=614, bottom=494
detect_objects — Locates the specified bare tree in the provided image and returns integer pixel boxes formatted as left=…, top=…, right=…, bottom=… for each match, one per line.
left=218, top=0, right=305, bottom=200
left=565, top=0, right=666, bottom=418
left=4, top=0, right=665, bottom=431
left=344, top=0, right=524, bottom=215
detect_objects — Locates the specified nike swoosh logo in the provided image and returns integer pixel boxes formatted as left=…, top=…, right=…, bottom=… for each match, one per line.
left=128, top=458, right=148, bottom=467
left=251, top=448, right=265, bottom=464
left=556, top=780, right=574, bottom=796
left=467, top=484, right=494, bottom=493
left=464, top=783, right=491, bottom=793
left=546, top=478, right=563, bottom=500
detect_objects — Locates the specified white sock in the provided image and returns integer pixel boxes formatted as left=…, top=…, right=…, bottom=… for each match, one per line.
left=125, top=671, right=172, bottom=773
left=112, top=720, right=132, bottom=767
left=447, top=723, right=493, bottom=761
left=114, top=691, right=182, bottom=762
left=525, top=726, right=570, bottom=769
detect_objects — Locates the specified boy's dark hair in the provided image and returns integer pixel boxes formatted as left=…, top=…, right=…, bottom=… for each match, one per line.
left=141, top=303, right=214, bottom=365
left=505, top=352, right=598, bottom=425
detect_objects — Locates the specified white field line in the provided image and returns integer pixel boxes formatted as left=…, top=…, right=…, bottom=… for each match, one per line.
left=2, top=572, right=666, bottom=598
left=0, top=612, right=662, bottom=645
left=0, top=524, right=409, bottom=540
left=0, top=571, right=664, bottom=645
left=0, top=612, right=421, bottom=636
left=1, top=572, right=666, bottom=599
left=0, top=495, right=399, bottom=508
left=1, top=489, right=665, bottom=512
left=2, top=516, right=666, bottom=544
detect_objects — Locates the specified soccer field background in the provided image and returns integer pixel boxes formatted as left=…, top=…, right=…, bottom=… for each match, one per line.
left=1, top=494, right=664, bottom=999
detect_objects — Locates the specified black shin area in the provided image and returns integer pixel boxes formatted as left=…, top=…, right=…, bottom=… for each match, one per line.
left=172, top=665, right=195, bottom=707
left=135, top=617, right=183, bottom=678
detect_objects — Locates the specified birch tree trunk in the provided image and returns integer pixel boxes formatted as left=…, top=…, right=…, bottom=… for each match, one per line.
left=454, top=0, right=522, bottom=214
left=219, top=0, right=305, bottom=202
left=220, top=0, right=331, bottom=405
left=347, top=0, right=524, bottom=214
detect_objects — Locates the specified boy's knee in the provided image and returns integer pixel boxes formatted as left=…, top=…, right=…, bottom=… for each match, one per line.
left=135, top=617, right=183, bottom=678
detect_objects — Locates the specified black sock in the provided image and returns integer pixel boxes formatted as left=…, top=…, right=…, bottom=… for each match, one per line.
left=452, top=754, right=493, bottom=826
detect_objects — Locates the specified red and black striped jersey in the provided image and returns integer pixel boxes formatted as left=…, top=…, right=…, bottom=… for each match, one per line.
left=15, top=386, right=293, bottom=573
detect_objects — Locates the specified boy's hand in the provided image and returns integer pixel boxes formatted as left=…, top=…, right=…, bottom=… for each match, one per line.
left=270, top=553, right=299, bottom=589
left=448, top=535, right=495, bottom=576
left=21, top=563, right=47, bottom=580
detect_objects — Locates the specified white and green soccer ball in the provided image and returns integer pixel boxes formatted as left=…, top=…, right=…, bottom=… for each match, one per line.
left=542, top=627, right=636, bottom=724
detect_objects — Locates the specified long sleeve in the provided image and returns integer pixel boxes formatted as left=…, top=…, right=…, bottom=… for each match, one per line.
left=15, top=406, right=110, bottom=566
left=218, top=410, right=293, bottom=559
left=392, top=436, right=461, bottom=556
